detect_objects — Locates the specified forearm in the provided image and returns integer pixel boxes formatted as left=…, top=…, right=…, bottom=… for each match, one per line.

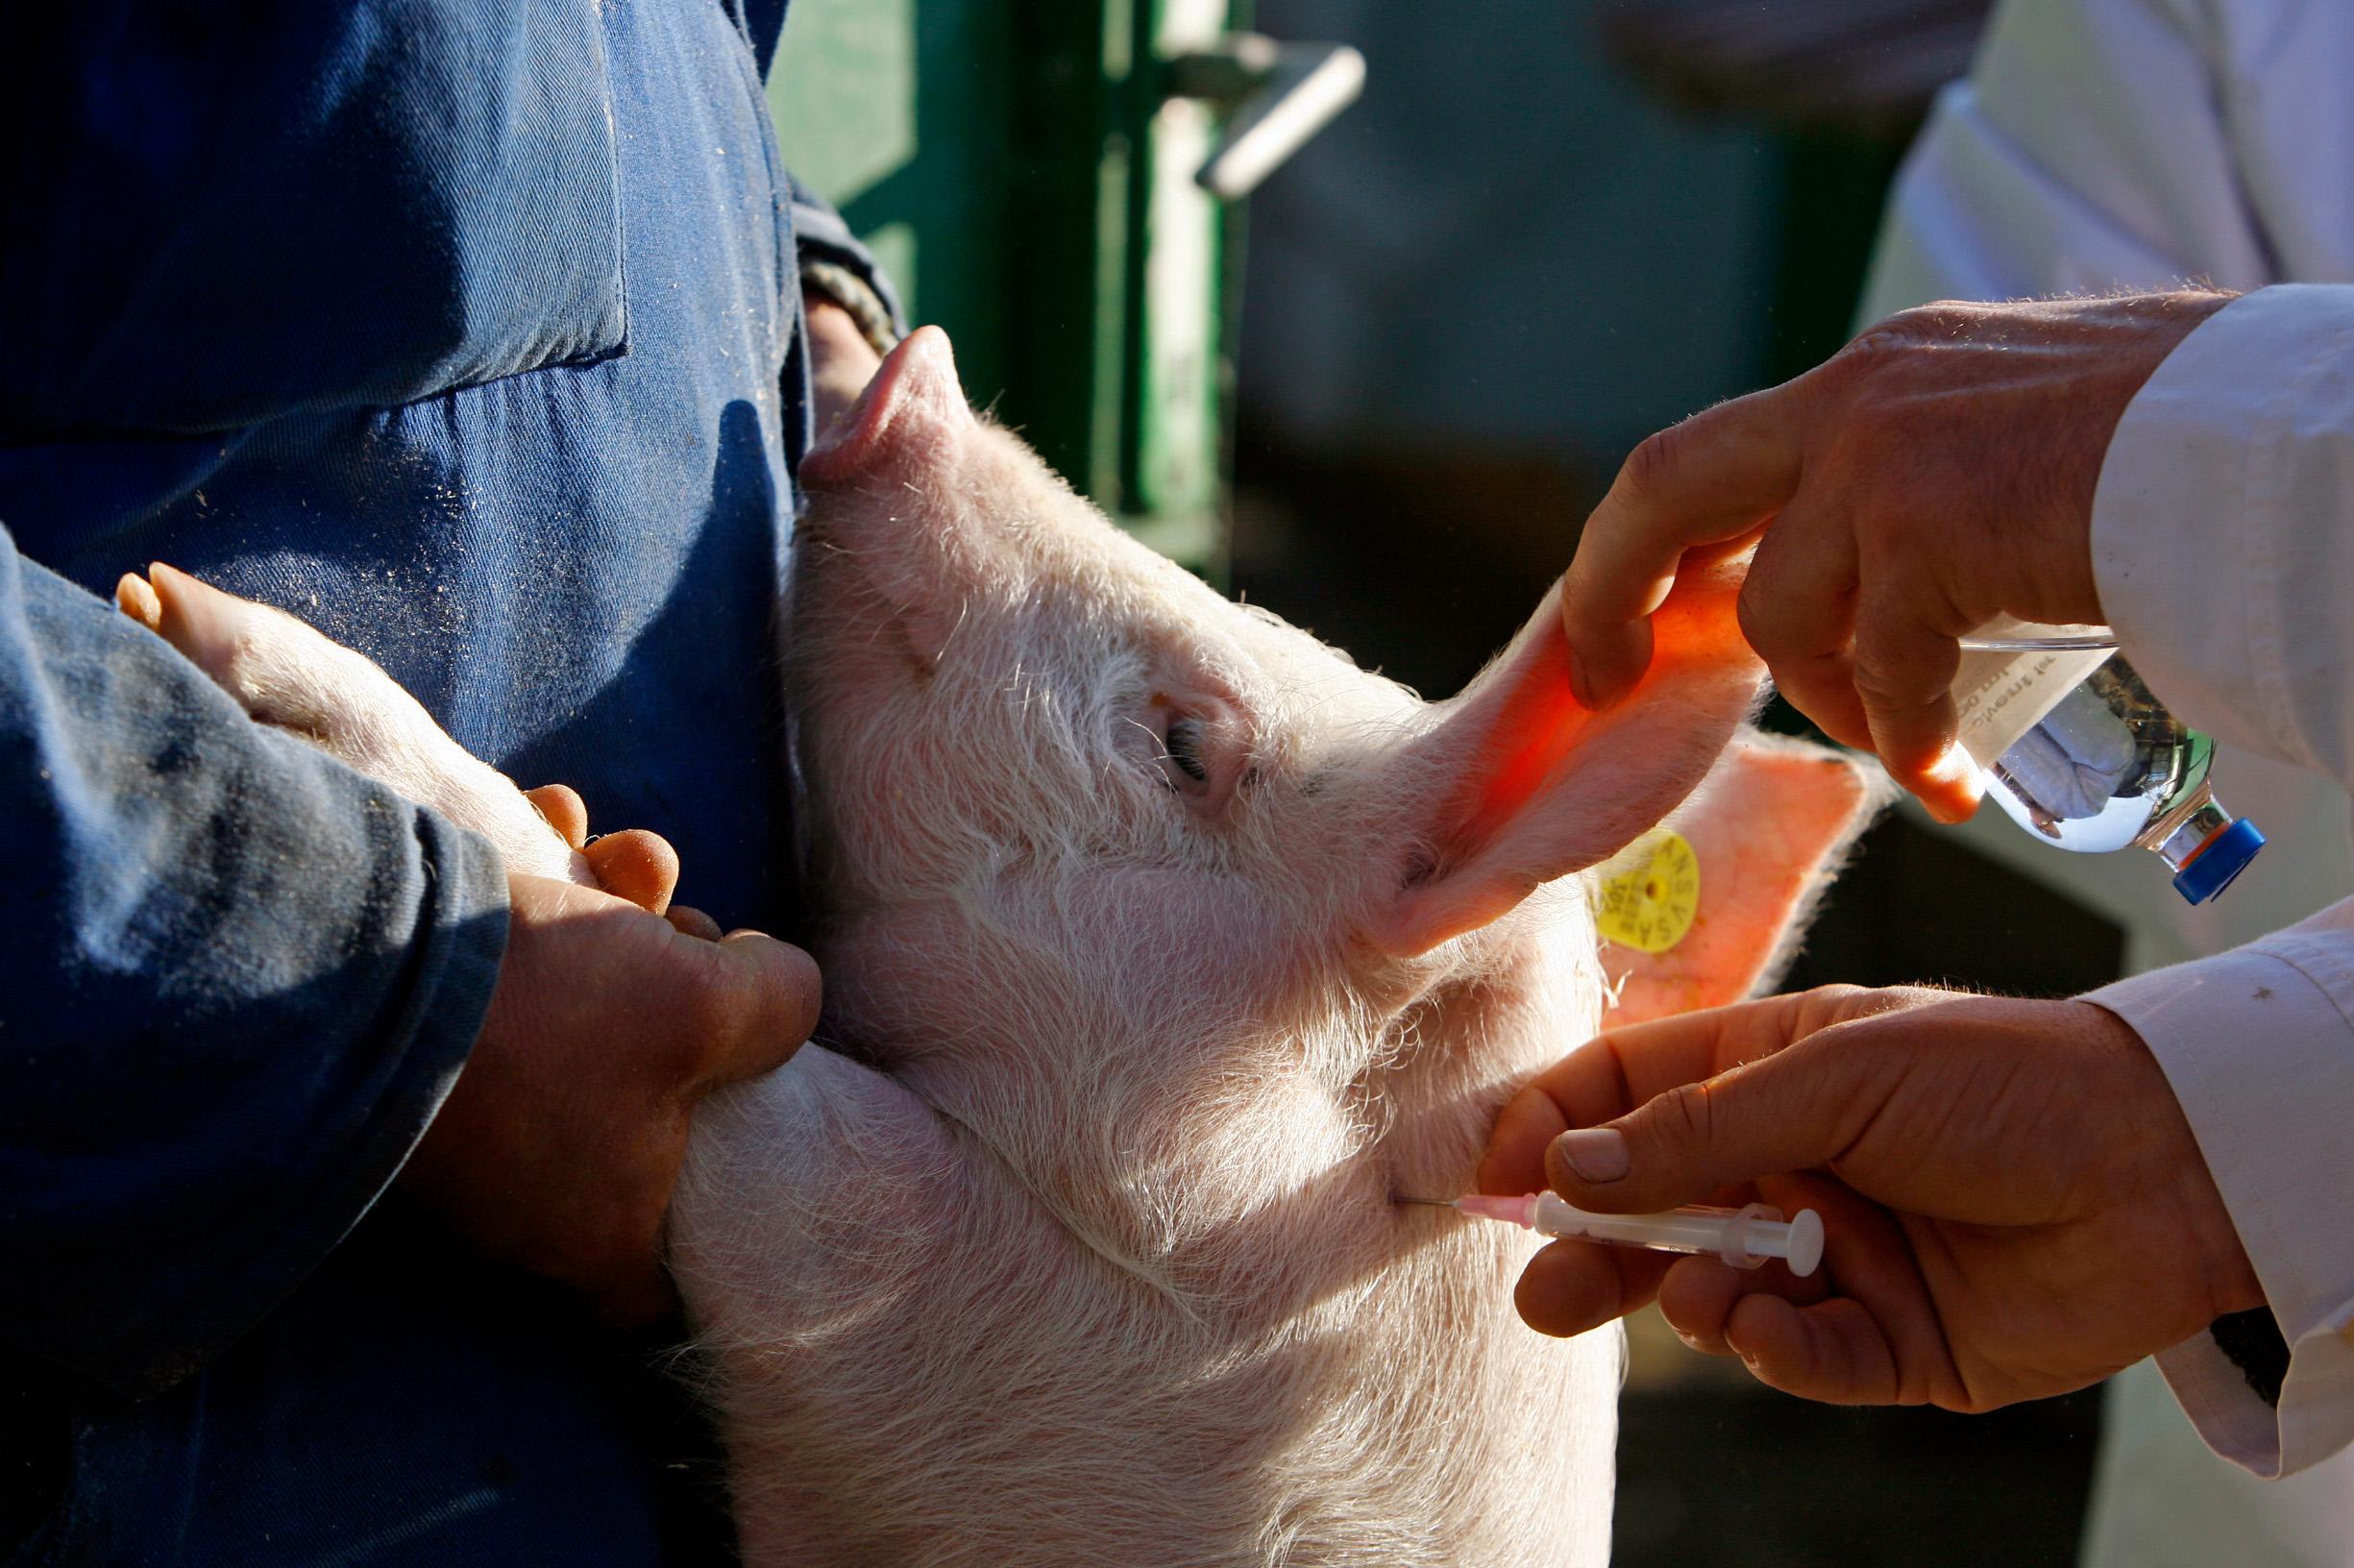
left=0, top=534, right=506, bottom=1395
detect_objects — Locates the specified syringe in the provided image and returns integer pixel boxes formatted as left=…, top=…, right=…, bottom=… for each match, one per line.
left=1404, top=1192, right=1824, bottom=1276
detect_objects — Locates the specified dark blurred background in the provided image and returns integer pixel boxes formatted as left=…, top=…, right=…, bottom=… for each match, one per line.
left=774, top=3, right=2124, bottom=1560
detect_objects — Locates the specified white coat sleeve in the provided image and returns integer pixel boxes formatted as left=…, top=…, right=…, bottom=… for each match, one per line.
left=2087, top=284, right=2354, bottom=1478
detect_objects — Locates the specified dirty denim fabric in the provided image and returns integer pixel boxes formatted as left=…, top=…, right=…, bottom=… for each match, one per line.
left=0, top=0, right=888, bottom=1560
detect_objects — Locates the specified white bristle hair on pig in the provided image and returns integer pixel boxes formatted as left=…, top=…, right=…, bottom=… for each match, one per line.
left=118, top=326, right=1884, bottom=1567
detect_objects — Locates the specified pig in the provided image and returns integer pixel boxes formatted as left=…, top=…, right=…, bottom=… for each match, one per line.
left=118, top=326, right=1882, bottom=1567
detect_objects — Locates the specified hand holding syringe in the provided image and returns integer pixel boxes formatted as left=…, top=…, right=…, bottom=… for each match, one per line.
left=1402, top=1191, right=1824, bottom=1276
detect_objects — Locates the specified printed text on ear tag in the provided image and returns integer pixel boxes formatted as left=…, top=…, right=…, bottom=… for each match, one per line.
left=1590, top=829, right=1701, bottom=954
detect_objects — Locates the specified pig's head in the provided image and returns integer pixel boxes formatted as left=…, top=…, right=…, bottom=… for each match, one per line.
left=672, top=329, right=1883, bottom=1567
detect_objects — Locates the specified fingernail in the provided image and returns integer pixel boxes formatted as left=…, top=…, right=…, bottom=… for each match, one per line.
left=1550, top=1128, right=1630, bottom=1184
left=1919, top=744, right=1982, bottom=823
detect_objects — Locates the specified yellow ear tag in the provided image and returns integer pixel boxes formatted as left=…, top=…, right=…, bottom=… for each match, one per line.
left=1590, top=829, right=1700, bottom=954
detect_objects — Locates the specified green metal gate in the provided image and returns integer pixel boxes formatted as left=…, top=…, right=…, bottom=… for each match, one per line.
left=771, top=0, right=1359, bottom=569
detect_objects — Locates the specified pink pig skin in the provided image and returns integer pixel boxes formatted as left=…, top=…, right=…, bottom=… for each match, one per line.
left=671, top=327, right=1887, bottom=1567
left=111, top=330, right=1883, bottom=1567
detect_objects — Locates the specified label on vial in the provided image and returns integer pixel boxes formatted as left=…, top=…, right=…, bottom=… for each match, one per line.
left=1591, top=829, right=1700, bottom=953
left=1951, top=645, right=2119, bottom=768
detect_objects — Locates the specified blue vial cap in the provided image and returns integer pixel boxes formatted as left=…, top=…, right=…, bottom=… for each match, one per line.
left=2172, top=819, right=2267, bottom=905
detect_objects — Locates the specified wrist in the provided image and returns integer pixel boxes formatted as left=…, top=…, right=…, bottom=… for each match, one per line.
left=801, top=260, right=900, bottom=358
left=2080, top=290, right=2239, bottom=628
left=2020, top=291, right=2236, bottom=632
left=2182, top=1157, right=2268, bottom=1322
left=2083, top=998, right=2267, bottom=1323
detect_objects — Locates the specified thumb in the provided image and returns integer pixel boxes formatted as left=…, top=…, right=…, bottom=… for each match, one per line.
left=1543, top=1032, right=1876, bottom=1214
left=583, top=828, right=681, bottom=916
left=686, top=929, right=823, bottom=1090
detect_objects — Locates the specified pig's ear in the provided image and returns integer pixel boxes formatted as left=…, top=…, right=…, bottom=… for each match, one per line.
left=1367, top=565, right=1763, bottom=959
left=799, top=326, right=974, bottom=488
left=794, top=328, right=985, bottom=665
left=1604, top=733, right=1890, bottom=1024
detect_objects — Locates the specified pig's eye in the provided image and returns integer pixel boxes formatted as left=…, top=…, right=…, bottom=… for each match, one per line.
left=1162, top=718, right=1210, bottom=785
left=1138, top=691, right=1243, bottom=815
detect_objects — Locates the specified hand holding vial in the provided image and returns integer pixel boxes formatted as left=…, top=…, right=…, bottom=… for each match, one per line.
left=1556, top=291, right=2232, bottom=820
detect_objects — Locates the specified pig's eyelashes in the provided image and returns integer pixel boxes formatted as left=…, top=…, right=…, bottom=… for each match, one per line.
left=1136, top=691, right=1246, bottom=814
left=1162, top=719, right=1211, bottom=785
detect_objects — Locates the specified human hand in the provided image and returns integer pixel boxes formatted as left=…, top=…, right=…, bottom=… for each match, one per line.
left=807, top=298, right=886, bottom=444
left=397, top=870, right=819, bottom=1325
left=110, top=559, right=798, bottom=1320
left=513, top=780, right=689, bottom=919
left=1557, top=291, right=2234, bottom=821
left=1478, top=984, right=2263, bottom=1410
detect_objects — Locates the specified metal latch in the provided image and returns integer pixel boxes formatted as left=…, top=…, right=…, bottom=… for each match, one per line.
left=1165, top=35, right=1366, bottom=200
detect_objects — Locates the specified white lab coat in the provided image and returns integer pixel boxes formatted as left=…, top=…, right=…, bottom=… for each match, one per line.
left=2084, top=286, right=2354, bottom=1482
left=1862, top=0, right=2354, bottom=980
left=1855, top=0, right=2354, bottom=1542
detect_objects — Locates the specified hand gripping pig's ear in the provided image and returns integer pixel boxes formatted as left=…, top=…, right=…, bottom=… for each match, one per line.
left=1369, top=560, right=1884, bottom=1006
left=1366, top=563, right=1758, bottom=946
left=1370, top=563, right=1765, bottom=957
